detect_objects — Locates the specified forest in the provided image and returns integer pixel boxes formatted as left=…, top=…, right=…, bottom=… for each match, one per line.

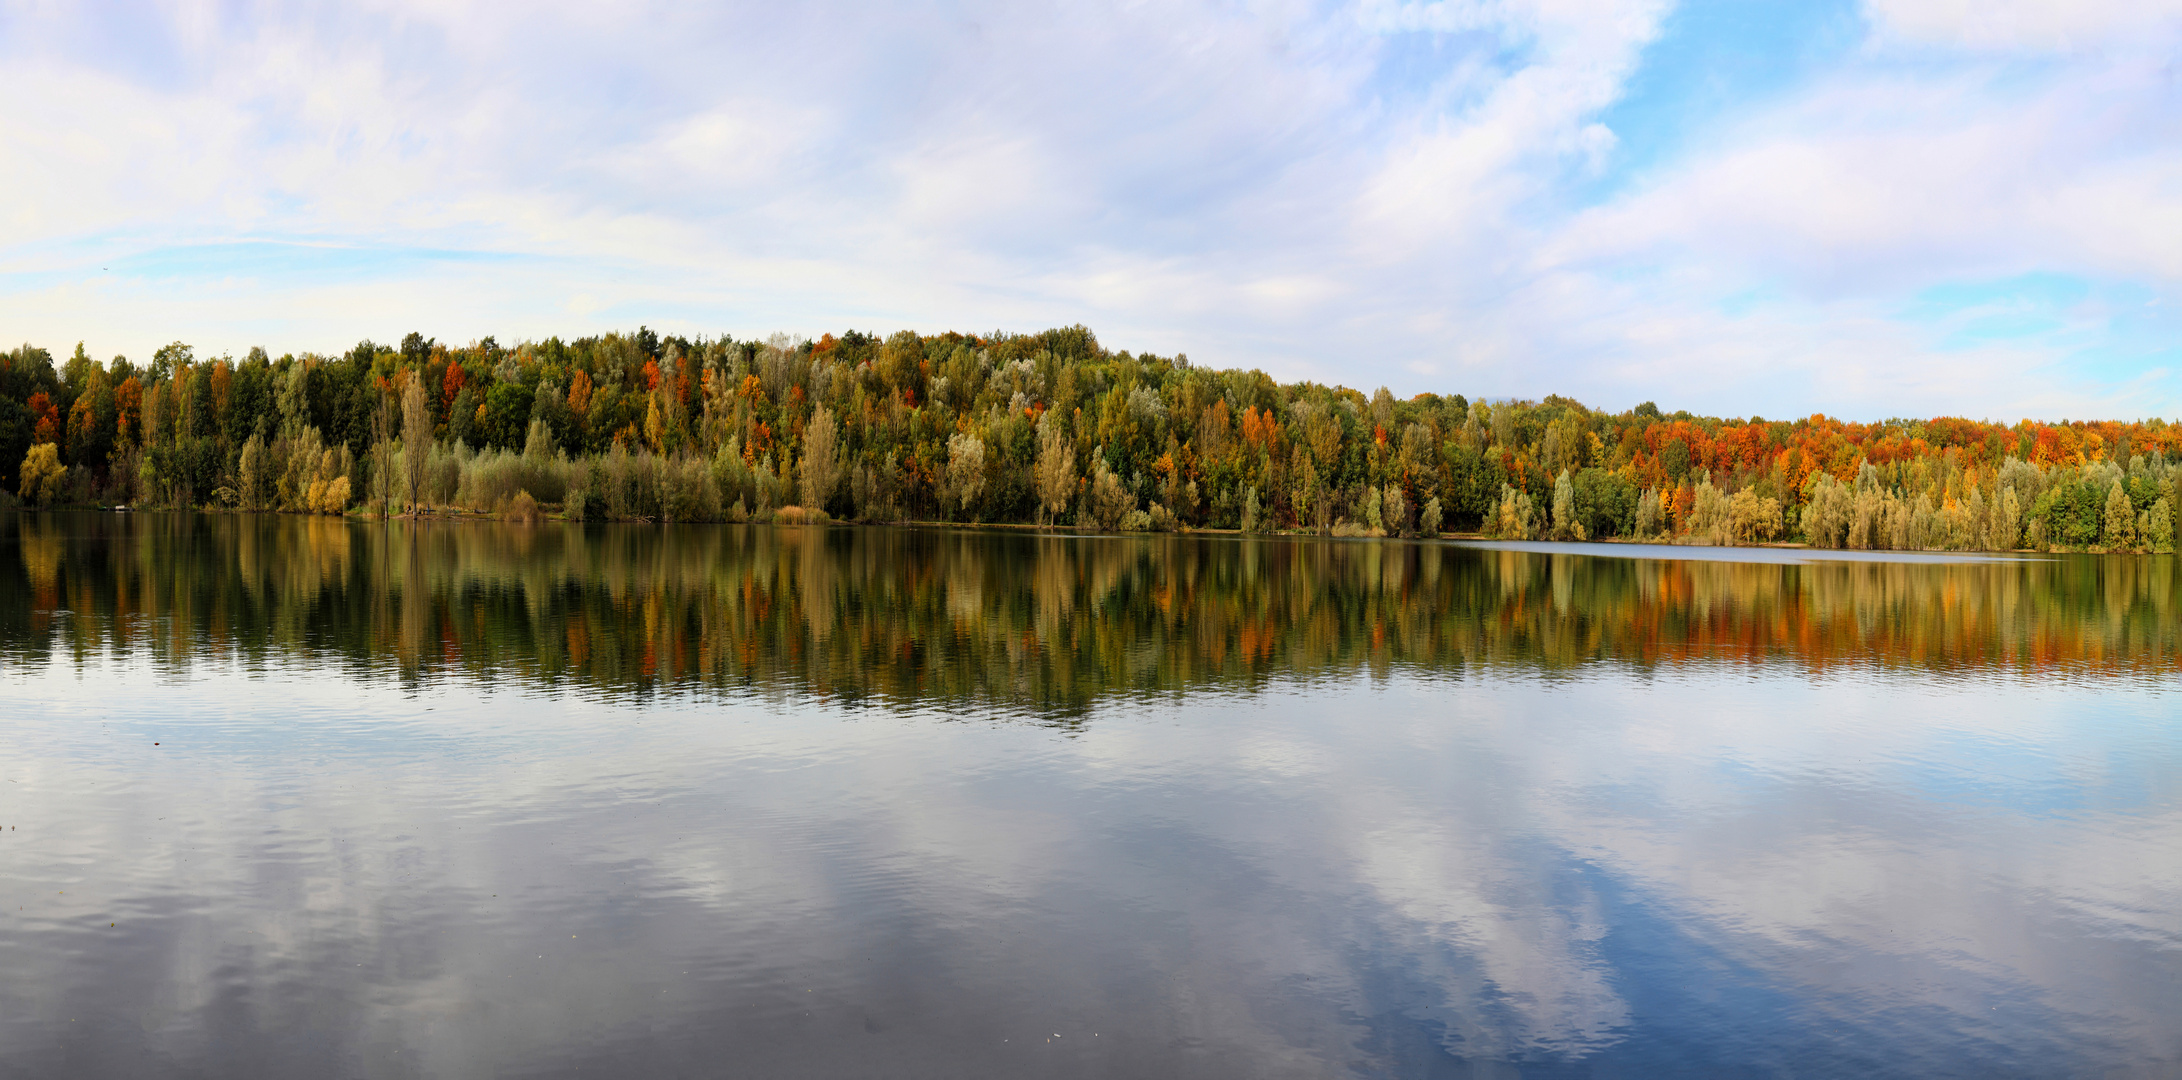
left=1, top=325, right=2177, bottom=552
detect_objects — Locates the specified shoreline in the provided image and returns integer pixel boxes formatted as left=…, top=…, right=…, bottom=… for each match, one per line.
left=0, top=503, right=2111, bottom=555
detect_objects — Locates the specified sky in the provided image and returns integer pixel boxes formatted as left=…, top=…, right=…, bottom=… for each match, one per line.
left=1, top=0, right=2179, bottom=421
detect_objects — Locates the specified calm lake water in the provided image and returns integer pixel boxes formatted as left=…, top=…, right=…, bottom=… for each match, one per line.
left=3, top=512, right=2179, bottom=1078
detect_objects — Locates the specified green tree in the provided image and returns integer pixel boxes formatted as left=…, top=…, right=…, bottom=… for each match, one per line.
left=1551, top=469, right=1582, bottom=540
left=149, top=341, right=192, bottom=385
left=403, top=371, right=432, bottom=513
left=1660, top=437, right=1691, bottom=481
left=238, top=434, right=270, bottom=511
left=2147, top=497, right=2175, bottom=553
left=2103, top=482, right=2138, bottom=550
left=483, top=382, right=534, bottom=450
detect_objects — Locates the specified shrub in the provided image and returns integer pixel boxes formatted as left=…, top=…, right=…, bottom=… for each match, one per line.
left=504, top=490, right=541, bottom=524
left=661, top=454, right=721, bottom=522
left=424, top=443, right=465, bottom=507
left=457, top=447, right=571, bottom=512
left=714, top=444, right=755, bottom=510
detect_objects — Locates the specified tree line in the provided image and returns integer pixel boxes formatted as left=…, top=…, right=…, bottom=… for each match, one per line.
left=3, top=326, right=2178, bottom=552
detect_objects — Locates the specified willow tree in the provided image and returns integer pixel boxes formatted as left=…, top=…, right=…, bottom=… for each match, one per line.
left=18, top=443, right=66, bottom=504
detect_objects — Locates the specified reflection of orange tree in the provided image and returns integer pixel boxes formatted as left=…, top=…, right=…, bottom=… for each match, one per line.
left=5, top=513, right=2180, bottom=715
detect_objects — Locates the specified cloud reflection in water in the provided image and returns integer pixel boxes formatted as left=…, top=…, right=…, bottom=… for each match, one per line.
left=1, top=513, right=2176, bottom=1077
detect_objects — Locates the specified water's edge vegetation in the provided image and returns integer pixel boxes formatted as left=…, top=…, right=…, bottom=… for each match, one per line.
left=3, top=327, right=2178, bottom=552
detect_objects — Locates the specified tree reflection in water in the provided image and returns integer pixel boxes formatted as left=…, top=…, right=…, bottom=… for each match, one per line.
left=8, top=512, right=2178, bottom=714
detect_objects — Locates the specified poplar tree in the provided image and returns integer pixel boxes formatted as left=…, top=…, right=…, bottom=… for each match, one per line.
left=403, top=372, right=431, bottom=514
left=800, top=403, right=842, bottom=513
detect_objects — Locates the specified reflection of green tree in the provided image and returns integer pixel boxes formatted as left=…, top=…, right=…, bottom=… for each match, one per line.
left=4, top=513, right=2180, bottom=718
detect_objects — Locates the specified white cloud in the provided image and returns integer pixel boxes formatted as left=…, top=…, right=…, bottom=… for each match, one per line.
left=0, top=0, right=2175, bottom=418
left=1550, top=58, right=2182, bottom=292
left=1863, top=0, right=2182, bottom=50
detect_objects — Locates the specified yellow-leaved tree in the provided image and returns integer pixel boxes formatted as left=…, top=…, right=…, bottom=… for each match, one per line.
left=18, top=444, right=67, bottom=505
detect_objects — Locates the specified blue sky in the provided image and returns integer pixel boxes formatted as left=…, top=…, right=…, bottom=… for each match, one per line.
left=1, top=0, right=2178, bottom=420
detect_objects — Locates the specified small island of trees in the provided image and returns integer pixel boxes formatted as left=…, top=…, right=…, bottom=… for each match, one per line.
left=1, top=325, right=2174, bottom=553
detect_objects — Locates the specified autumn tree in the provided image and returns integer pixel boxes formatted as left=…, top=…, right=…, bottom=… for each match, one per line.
left=18, top=443, right=66, bottom=504
left=1034, top=414, right=1076, bottom=526
left=945, top=432, right=986, bottom=517
left=1087, top=454, right=1133, bottom=530
left=402, top=371, right=431, bottom=513
left=800, top=402, right=842, bottom=513
left=8, top=321, right=2182, bottom=550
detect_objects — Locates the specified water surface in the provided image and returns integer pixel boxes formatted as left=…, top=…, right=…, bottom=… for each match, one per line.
left=2, top=512, right=2178, bottom=1077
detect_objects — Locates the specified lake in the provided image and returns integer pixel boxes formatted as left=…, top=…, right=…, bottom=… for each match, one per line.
left=2, top=512, right=2178, bottom=1078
